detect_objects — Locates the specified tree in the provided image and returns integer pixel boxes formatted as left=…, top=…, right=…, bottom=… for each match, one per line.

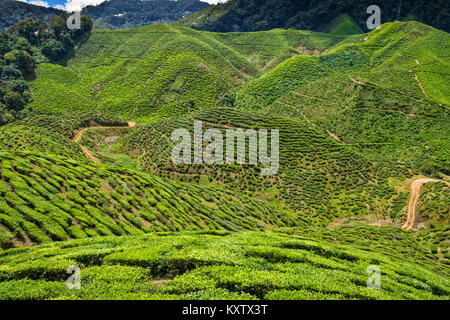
left=49, top=14, right=68, bottom=38
left=72, top=16, right=94, bottom=43
left=9, top=80, right=29, bottom=94
left=3, top=50, right=34, bottom=76
left=0, top=33, right=11, bottom=56
left=1, top=64, right=22, bottom=80
left=0, top=103, right=15, bottom=125
left=41, top=39, right=66, bottom=61
left=7, top=18, right=49, bottom=46
left=15, top=37, right=32, bottom=54
left=3, top=91, right=26, bottom=111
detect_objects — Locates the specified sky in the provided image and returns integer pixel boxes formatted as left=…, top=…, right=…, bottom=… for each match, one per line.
left=17, top=0, right=226, bottom=12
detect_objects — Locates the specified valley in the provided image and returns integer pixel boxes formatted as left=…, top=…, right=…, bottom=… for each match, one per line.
left=0, top=8, right=448, bottom=301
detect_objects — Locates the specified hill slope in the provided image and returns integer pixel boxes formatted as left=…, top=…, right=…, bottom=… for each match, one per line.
left=0, top=228, right=448, bottom=300
left=28, top=24, right=342, bottom=122
left=234, top=21, right=450, bottom=175
left=0, top=150, right=298, bottom=248
left=113, top=107, right=412, bottom=226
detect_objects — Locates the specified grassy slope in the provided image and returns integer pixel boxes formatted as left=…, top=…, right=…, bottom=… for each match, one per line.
left=114, top=107, right=412, bottom=226
left=0, top=112, right=130, bottom=163
left=28, top=24, right=342, bottom=123
left=236, top=22, right=449, bottom=108
left=0, top=151, right=299, bottom=248
left=0, top=21, right=448, bottom=300
left=326, top=14, right=363, bottom=36
left=235, top=22, right=450, bottom=175
left=0, top=124, right=86, bottom=162
left=0, top=229, right=448, bottom=300
left=415, top=182, right=450, bottom=265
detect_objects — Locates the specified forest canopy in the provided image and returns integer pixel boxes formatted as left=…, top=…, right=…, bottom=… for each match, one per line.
left=0, top=14, right=93, bottom=125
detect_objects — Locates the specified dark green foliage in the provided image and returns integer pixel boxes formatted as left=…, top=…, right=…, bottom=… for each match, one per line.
left=0, top=0, right=63, bottom=31
left=0, top=14, right=93, bottom=125
left=176, top=0, right=450, bottom=33
left=41, top=40, right=66, bottom=62
left=82, top=0, right=210, bottom=30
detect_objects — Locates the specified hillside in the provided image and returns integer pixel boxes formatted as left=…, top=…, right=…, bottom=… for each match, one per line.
left=0, top=228, right=448, bottom=300
left=175, top=0, right=450, bottom=33
left=27, top=24, right=341, bottom=122
left=0, top=0, right=63, bottom=31
left=24, top=21, right=449, bottom=224
left=113, top=107, right=412, bottom=227
left=234, top=21, right=450, bottom=175
left=0, top=13, right=448, bottom=302
left=0, top=150, right=298, bottom=248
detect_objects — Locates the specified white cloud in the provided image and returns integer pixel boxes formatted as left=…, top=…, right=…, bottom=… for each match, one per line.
left=202, top=0, right=227, bottom=4
left=59, top=0, right=108, bottom=12
left=17, top=0, right=50, bottom=8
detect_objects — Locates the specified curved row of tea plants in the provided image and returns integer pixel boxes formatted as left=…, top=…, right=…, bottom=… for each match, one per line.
left=0, top=230, right=448, bottom=300
left=114, top=107, right=413, bottom=226
left=0, top=151, right=299, bottom=248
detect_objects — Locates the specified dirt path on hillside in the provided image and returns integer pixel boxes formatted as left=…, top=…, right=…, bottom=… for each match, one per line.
left=72, top=122, right=137, bottom=163
left=414, top=74, right=429, bottom=98
left=348, top=75, right=425, bottom=102
left=401, top=178, right=450, bottom=231
left=80, top=146, right=100, bottom=163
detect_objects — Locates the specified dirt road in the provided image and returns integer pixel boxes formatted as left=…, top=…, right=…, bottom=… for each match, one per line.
left=401, top=178, right=449, bottom=231
left=72, top=122, right=137, bottom=163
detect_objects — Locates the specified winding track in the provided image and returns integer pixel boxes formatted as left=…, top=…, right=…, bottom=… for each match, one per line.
left=72, top=122, right=136, bottom=163
left=401, top=178, right=450, bottom=231
left=73, top=123, right=447, bottom=233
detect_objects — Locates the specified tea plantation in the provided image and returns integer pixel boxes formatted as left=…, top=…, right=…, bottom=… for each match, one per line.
left=27, top=24, right=345, bottom=122
left=236, top=21, right=450, bottom=175
left=0, top=151, right=299, bottom=248
left=0, top=230, right=448, bottom=300
left=114, top=107, right=412, bottom=226
left=0, top=19, right=448, bottom=300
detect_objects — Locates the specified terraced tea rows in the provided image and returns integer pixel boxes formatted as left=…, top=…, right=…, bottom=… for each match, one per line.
left=17, top=112, right=128, bottom=139
left=0, top=230, right=448, bottom=300
left=114, top=107, right=412, bottom=226
left=0, top=125, right=86, bottom=162
left=27, top=24, right=347, bottom=122
left=237, top=22, right=450, bottom=175
left=0, top=151, right=298, bottom=248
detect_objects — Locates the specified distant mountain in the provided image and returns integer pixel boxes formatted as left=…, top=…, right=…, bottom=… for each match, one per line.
left=0, top=0, right=63, bottom=30
left=175, top=0, right=450, bottom=33
left=0, top=0, right=210, bottom=31
left=82, top=0, right=210, bottom=29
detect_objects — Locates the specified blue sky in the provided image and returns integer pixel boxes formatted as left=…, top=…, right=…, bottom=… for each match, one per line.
left=18, top=0, right=225, bottom=12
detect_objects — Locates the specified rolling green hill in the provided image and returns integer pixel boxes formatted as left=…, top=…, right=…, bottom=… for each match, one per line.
left=0, top=15, right=448, bottom=301
left=0, top=228, right=448, bottom=300
left=113, top=107, right=412, bottom=226
left=235, top=21, right=450, bottom=175
left=175, top=0, right=450, bottom=33
left=27, top=24, right=343, bottom=122
left=0, top=150, right=299, bottom=249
